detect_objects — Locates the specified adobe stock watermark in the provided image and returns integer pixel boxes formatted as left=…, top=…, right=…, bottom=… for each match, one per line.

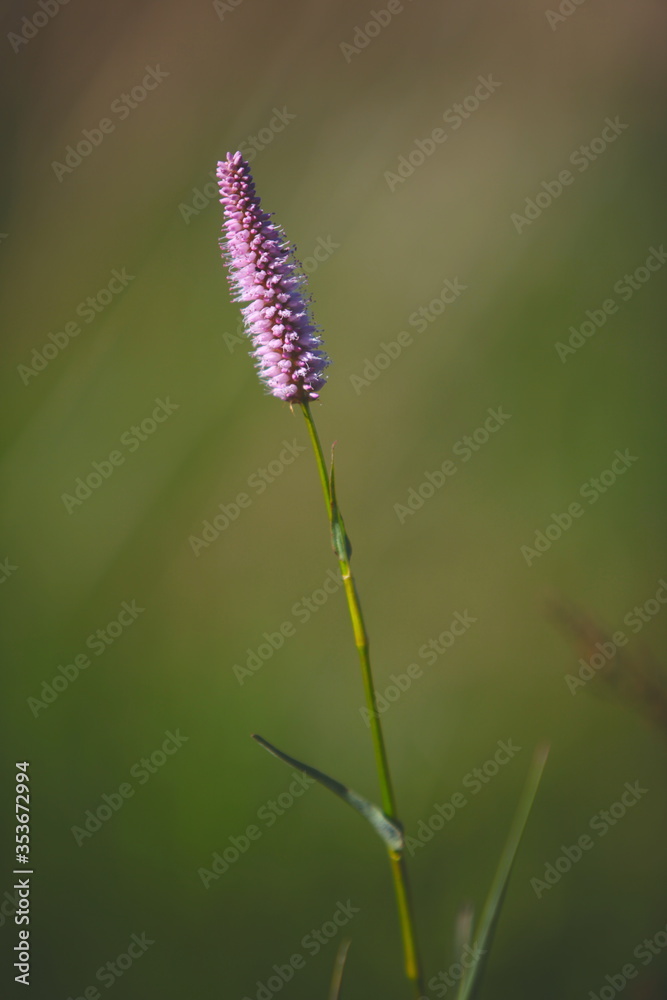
left=0, top=558, right=18, bottom=584
left=359, top=610, right=477, bottom=726
left=7, top=0, right=71, bottom=54
left=297, top=235, right=340, bottom=277
left=198, top=771, right=314, bottom=888
left=565, top=578, right=667, bottom=694
left=385, top=74, right=501, bottom=192
left=189, top=439, right=305, bottom=556
left=424, top=943, right=486, bottom=998
left=529, top=780, right=647, bottom=898
left=178, top=107, right=296, bottom=224
left=71, top=729, right=188, bottom=846
left=555, top=245, right=666, bottom=362
left=587, top=919, right=667, bottom=1000
left=27, top=600, right=145, bottom=717
left=52, top=66, right=170, bottom=182
left=233, top=568, right=343, bottom=684
left=61, top=397, right=179, bottom=514
left=17, top=267, right=135, bottom=385
left=393, top=406, right=511, bottom=523
left=241, top=901, right=360, bottom=1000
left=545, top=0, right=589, bottom=32
left=511, top=117, right=628, bottom=234
left=212, top=0, right=245, bottom=21
left=64, top=931, right=155, bottom=998
left=405, top=740, right=522, bottom=856
left=222, top=236, right=340, bottom=353
left=349, top=277, right=468, bottom=394
left=520, top=449, right=638, bottom=567
left=340, top=0, right=411, bottom=62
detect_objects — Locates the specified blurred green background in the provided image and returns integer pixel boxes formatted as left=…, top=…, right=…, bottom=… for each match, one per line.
left=2, top=1, right=667, bottom=997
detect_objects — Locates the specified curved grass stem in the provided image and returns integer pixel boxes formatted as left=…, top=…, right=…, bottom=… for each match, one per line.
left=300, top=401, right=426, bottom=998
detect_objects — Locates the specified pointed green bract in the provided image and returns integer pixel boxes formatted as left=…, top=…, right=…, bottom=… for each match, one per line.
left=252, top=734, right=404, bottom=853
left=455, top=744, right=550, bottom=1000
left=329, top=445, right=352, bottom=562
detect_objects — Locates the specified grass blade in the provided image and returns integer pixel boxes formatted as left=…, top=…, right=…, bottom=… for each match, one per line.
left=252, top=734, right=404, bottom=852
left=456, top=743, right=549, bottom=1000
left=328, top=939, right=351, bottom=1000
left=455, top=901, right=475, bottom=962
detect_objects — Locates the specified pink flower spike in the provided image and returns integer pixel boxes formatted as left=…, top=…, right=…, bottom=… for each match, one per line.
left=217, top=152, right=330, bottom=403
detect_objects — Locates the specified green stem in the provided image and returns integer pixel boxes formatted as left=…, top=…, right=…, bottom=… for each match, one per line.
left=300, top=401, right=426, bottom=998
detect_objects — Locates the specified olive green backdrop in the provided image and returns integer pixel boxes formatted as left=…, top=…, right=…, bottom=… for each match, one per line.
left=1, top=1, right=666, bottom=997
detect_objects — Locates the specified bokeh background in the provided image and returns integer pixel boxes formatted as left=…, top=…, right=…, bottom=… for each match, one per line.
left=2, top=1, right=667, bottom=997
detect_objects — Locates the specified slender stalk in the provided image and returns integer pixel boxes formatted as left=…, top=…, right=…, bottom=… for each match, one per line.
left=300, top=401, right=426, bottom=997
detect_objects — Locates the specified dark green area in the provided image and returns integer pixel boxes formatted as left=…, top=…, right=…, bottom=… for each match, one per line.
left=1, top=1, right=666, bottom=997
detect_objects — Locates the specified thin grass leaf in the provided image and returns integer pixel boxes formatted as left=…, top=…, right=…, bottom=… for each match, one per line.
left=252, top=734, right=403, bottom=852
left=455, top=901, right=475, bottom=962
left=328, top=938, right=351, bottom=1000
left=456, top=744, right=549, bottom=1000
